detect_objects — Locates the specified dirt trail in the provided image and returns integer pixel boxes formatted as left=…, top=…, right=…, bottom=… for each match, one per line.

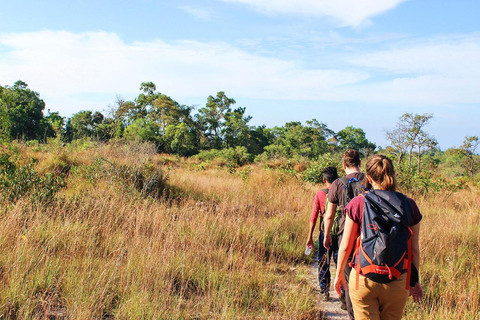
left=306, top=261, right=349, bottom=320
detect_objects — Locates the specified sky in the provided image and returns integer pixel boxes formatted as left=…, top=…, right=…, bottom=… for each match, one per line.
left=0, top=0, right=479, bottom=149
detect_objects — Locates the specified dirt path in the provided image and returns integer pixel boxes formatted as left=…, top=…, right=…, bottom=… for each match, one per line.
left=306, top=261, right=349, bottom=320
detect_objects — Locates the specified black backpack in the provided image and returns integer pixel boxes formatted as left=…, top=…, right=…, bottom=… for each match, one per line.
left=332, top=173, right=365, bottom=236
left=350, top=190, right=413, bottom=290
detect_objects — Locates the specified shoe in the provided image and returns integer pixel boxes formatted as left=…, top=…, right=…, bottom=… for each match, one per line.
left=323, top=291, right=330, bottom=302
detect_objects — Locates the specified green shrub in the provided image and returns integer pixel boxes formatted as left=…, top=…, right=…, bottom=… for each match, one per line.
left=0, top=153, right=65, bottom=203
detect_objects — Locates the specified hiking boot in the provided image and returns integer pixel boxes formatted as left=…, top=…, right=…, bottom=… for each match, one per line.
left=339, top=291, right=347, bottom=310
left=323, top=291, right=330, bottom=301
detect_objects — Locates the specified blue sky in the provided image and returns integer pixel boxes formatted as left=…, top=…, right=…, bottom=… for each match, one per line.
left=1, top=0, right=479, bottom=149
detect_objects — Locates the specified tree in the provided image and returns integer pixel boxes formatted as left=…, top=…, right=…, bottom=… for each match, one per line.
left=196, top=91, right=236, bottom=149
left=386, top=113, right=434, bottom=170
left=223, top=107, right=252, bottom=149
left=0, top=81, right=46, bottom=140
left=460, top=136, right=480, bottom=176
left=415, top=131, right=438, bottom=173
left=336, top=126, right=376, bottom=157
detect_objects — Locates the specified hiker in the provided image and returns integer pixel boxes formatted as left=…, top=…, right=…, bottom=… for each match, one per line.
left=305, top=166, right=339, bottom=302
left=334, top=155, right=424, bottom=320
left=323, top=148, right=364, bottom=319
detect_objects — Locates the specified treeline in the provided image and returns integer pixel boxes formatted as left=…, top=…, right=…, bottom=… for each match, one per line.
left=1, top=80, right=479, bottom=182
left=0, top=81, right=375, bottom=157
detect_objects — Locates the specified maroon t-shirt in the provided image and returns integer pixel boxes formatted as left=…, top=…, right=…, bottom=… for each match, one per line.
left=345, top=192, right=423, bottom=230
left=328, top=172, right=365, bottom=210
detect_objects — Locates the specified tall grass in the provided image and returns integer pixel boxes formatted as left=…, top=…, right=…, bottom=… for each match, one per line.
left=0, top=141, right=478, bottom=319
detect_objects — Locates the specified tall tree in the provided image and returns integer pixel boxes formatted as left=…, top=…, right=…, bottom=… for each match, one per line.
left=0, top=81, right=46, bottom=140
left=196, top=91, right=236, bottom=149
left=460, top=136, right=480, bottom=176
left=387, top=113, right=434, bottom=170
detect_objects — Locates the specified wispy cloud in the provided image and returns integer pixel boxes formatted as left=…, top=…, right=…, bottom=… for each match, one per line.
left=179, top=5, right=212, bottom=21
left=218, top=0, right=408, bottom=27
left=0, top=30, right=479, bottom=118
left=0, top=30, right=367, bottom=114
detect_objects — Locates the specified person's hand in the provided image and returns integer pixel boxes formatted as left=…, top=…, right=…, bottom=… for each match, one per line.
left=334, top=273, right=346, bottom=296
left=409, top=282, right=424, bottom=303
left=306, top=237, right=314, bottom=249
left=323, top=234, right=332, bottom=250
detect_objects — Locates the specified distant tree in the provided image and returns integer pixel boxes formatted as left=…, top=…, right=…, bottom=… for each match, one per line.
left=196, top=91, right=236, bottom=149
left=0, top=81, right=46, bottom=140
left=262, top=120, right=334, bottom=159
left=41, top=111, right=65, bottom=141
left=386, top=113, right=434, bottom=170
left=415, top=130, right=438, bottom=173
left=223, top=107, right=252, bottom=149
left=460, top=136, right=480, bottom=176
left=66, top=110, right=106, bottom=141
left=336, top=126, right=376, bottom=157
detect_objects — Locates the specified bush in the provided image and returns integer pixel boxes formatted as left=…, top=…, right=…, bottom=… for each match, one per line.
left=194, top=147, right=253, bottom=168
left=0, top=153, right=65, bottom=203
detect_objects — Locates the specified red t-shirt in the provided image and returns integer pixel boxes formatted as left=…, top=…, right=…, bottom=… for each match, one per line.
left=345, top=192, right=423, bottom=230
left=310, top=189, right=327, bottom=225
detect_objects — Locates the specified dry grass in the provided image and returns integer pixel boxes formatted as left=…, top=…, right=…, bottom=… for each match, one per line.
left=0, top=141, right=478, bottom=319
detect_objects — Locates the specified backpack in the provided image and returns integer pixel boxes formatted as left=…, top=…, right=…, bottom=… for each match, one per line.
left=331, top=173, right=365, bottom=236
left=350, top=190, right=413, bottom=290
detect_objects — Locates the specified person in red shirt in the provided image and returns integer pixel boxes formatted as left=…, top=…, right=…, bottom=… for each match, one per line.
left=305, top=166, right=338, bottom=302
left=334, top=155, right=424, bottom=320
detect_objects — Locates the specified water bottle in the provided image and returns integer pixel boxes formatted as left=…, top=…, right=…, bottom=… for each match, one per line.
left=304, top=244, right=313, bottom=255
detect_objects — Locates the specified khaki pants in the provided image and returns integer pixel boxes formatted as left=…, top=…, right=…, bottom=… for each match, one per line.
left=349, top=268, right=409, bottom=320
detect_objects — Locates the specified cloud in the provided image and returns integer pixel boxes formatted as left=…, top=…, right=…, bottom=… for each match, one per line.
left=179, top=5, right=212, bottom=21
left=1, top=30, right=479, bottom=119
left=219, top=0, right=408, bottom=27
left=344, top=34, right=480, bottom=105
left=0, top=30, right=367, bottom=115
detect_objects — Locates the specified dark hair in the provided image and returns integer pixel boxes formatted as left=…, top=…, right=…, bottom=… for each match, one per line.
left=322, top=166, right=338, bottom=184
left=343, top=149, right=361, bottom=168
left=365, top=155, right=397, bottom=191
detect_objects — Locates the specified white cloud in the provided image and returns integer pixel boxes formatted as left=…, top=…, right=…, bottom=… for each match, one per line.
left=344, top=35, right=480, bottom=105
left=0, top=30, right=367, bottom=115
left=179, top=5, right=212, bottom=21
left=219, top=0, right=408, bottom=27
left=1, top=30, right=479, bottom=119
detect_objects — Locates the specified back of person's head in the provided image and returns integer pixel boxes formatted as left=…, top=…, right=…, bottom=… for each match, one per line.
left=365, top=155, right=397, bottom=191
left=322, top=166, right=338, bottom=184
left=343, top=149, right=361, bottom=168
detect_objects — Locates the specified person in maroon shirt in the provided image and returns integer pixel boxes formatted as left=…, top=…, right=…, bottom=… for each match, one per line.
left=305, top=166, right=338, bottom=301
left=323, top=149, right=364, bottom=319
left=334, top=155, right=424, bottom=320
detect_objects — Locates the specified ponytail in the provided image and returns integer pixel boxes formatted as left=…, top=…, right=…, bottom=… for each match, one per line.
left=365, top=155, right=397, bottom=191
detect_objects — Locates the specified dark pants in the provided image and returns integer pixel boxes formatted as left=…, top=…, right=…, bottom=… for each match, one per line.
left=339, top=233, right=355, bottom=320
left=318, top=231, right=339, bottom=294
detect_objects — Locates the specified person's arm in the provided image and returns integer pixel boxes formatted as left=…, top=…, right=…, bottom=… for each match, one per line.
left=409, top=223, right=423, bottom=302
left=306, top=192, right=321, bottom=248
left=306, top=221, right=316, bottom=248
left=322, top=202, right=337, bottom=249
left=334, top=215, right=358, bottom=295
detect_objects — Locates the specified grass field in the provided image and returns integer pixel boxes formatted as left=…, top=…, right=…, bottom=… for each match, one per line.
left=0, top=141, right=478, bottom=319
